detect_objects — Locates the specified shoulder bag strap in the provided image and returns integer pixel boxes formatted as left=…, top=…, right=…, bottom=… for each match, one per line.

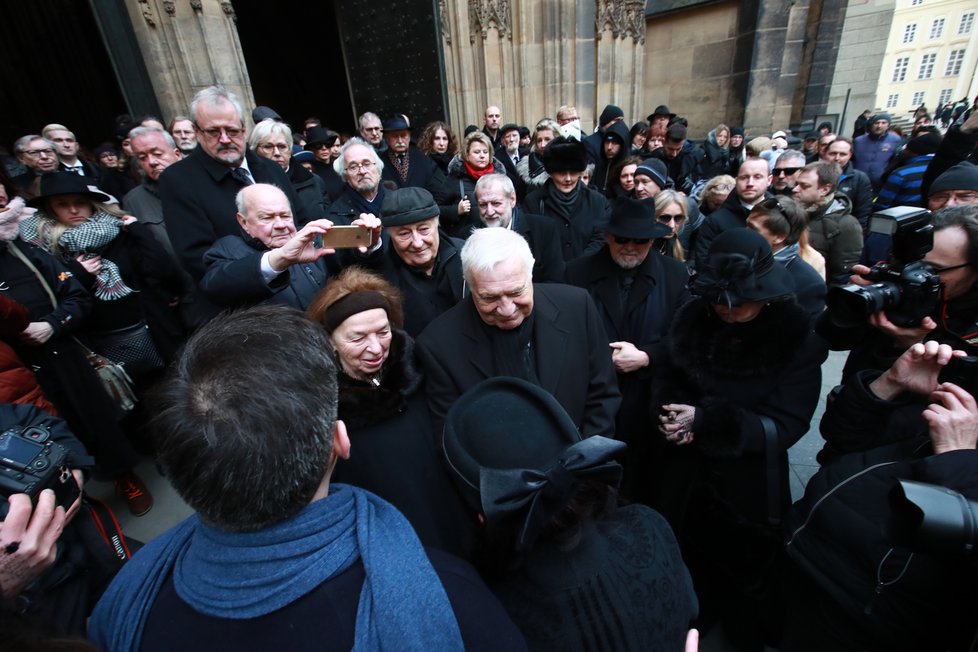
left=759, top=414, right=782, bottom=527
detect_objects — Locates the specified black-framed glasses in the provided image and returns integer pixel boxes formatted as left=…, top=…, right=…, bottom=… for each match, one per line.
left=613, top=236, right=651, bottom=245
left=772, top=167, right=801, bottom=177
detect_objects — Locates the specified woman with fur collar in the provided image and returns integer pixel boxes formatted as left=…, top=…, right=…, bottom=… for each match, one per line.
left=649, top=228, right=828, bottom=646
left=307, top=266, right=475, bottom=559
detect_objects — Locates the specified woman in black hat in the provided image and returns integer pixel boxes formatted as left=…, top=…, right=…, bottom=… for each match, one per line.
left=648, top=227, right=828, bottom=647
left=443, top=376, right=698, bottom=652
left=20, top=172, right=184, bottom=387
left=306, top=266, right=475, bottom=558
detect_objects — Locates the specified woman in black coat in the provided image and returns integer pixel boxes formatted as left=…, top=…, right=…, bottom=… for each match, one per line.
left=445, top=131, right=506, bottom=239
left=20, top=172, right=185, bottom=378
left=649, top=228, right=827, bottom=647
left=307, top=266, right=476, bottom=558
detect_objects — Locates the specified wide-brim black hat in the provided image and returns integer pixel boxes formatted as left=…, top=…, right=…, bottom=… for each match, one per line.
left=443, top=377, right=625, bottom=525
left=606, top=197, right=672, bottom=239
left=691, top=227, right=794, bottom=305
left=381, top=187, right=439, bottom=227
left=27, top=172, right=113, bottom=208
left=304, top=125, right=335, bottom=148
left=542, top=136, right=587, bottom=173
left=646, top=105, right=676, bottom=122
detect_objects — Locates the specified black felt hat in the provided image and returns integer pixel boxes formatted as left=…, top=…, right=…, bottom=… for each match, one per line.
left=646, top=105, right=676, bottom=122
left=691, top=227, right=794, bottom=305
left=499, top=123, right=520, bottom=136
left=382, top=115, right=411, bottom=131
left=27, top=172, right=113, bottom=208
left=381, top=187, right=439, bottom=227
left=304, top=125, right=337, bottom=149
left=443, top=377, right=625, bottom=549
left=605, top=197, right=672, bottom=239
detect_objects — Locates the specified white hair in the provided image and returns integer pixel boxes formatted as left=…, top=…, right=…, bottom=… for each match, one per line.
left=332, top=137, right=384, bottom=178
left=249, top=118, right=294, bottom=150
left=475, top=173, right=515, bottom=198
left=461, top=227, right=534, bottom=285
left=129, top=126, right=176, bottom=149
left=189, top=86, right=245, bottom=125
left=234, top=183, right=288, bottom=216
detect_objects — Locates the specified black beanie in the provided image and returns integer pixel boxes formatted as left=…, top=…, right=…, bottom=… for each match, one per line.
left=931, top=162, right=978, bottom=195
left=598, top=105, right=624, bottom=127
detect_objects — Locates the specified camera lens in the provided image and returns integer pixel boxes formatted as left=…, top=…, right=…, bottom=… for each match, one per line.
left=827, top=283, right=902, bottom=328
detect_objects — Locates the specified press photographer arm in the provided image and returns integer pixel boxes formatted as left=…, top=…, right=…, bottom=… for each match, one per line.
left=0, top=490, right=65, bottom=599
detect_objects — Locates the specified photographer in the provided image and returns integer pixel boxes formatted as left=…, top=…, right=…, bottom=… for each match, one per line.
left=781, top=341, right=978, bottom=651
left=818, top=205, right=978, bottom=381
left=0, top=403, right=90, bottom=634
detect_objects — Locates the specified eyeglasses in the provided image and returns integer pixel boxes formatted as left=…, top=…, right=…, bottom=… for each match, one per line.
left=197, top=126, right=245, bottom=139
left=24, top=149, right=56, bottom=157
left=773, top=167, right=801, bottom=177
left=345, top=161, right=376, bottom=174
left=657, top=213, right=686, bottom=223
left=362, top=127, right=382, bottom=133
left=930, top=190, right=978, bottom=205
left=258, top=143, right=290, bottom=153
left=613, top=236, right=651, bottom=245
left=928, top=262, right=971, bottom=274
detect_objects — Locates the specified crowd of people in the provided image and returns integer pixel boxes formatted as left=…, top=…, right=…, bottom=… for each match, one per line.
left=2, top=86, right=978, bottom=651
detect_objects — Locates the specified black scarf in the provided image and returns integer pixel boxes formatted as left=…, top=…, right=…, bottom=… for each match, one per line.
left=343, top=183, right=386, bottom=217
left=477, top=307, right=538, bottom=383
left=544, top=180, right=581, bottom=222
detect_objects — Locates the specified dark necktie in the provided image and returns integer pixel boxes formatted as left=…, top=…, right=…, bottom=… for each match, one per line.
left=232, top=167, right=254, bottom=186
left=65, top=165, right=83, bottom=175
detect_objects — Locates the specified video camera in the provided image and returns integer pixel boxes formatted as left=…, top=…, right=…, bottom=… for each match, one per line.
left=889, top=479, right=978, bottom=555
left=826, top=207, right=942, bottom=328
left=0, top=425, right=79, bottom=520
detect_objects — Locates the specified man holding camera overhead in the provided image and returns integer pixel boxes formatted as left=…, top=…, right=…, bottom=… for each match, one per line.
left=818, top=205, right=978, bottom=382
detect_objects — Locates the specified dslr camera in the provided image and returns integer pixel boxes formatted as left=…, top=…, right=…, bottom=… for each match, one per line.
left=0, top=425, right=78, bottom=520
left=826, top=207, right=942, bottom=328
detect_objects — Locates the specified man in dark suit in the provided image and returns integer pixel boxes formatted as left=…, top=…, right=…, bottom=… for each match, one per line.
left=379, top=115, right=450, bottom=201
left=474, top=173, right=564, bottom=282
left=158, top=85, right=304, bottom=289
left=565, top=197, right=690, bottom=501
left=416, top=227, right=621, bottom=438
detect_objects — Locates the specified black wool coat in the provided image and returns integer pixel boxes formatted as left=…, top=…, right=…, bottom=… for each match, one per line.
left=522, top=181, right=611, bottom=263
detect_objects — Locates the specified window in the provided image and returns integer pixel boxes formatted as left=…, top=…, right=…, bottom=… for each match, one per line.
left=911, top=0, right=923, bottom=5
left=892, top=56, right=910, bottom=82
left=912, top=91, right=926, bottom=106
left=939, top=88, right=954, bottom=104
left=886, top=94, right=899, bottom=109
left=960, top=11, right=975, bottom=34
left=903, top=23, right=917, bottom=43
left=918, top=53, right=937, bottom=79
left=945, top=49, right=966, bottom=76
left=930, top=17, right=945, bottom=39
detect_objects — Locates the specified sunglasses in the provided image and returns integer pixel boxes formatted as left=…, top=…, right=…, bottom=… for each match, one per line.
left=613, top=236, right=651, bottom=245
left=772, top=167, right=801, bottom=177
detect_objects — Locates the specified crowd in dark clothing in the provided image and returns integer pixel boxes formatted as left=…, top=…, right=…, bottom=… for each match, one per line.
left=3, top=91, right=978, bottom=652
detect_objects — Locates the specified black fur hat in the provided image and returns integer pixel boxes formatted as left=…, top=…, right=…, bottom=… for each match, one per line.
left=542, top=136, right=587, bottom=173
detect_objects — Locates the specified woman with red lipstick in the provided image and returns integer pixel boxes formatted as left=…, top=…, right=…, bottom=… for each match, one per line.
left=308, top=267, right=475, bottom=558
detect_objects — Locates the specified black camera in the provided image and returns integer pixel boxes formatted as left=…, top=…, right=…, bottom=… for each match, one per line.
left=826, top=207, right=942, bottom=328
left=889, top=480, right=978, bottom=555
left=0, top=425, right=79, bottom=520
left=938, top=355, right=978, bottom=398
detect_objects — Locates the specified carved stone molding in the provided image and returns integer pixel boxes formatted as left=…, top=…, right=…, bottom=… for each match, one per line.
left=439, top=0, right=451, bottom=44
left=162, top=0, right=175, bottom=15
left=138, top=0, right=156, bottom=26
left=189, top=0, right=203, bottom=13
left=595, top=0, right=646, bottom=44
left=469, top=0, right=511, bottom=43
left=219, top=0, right=237, bottom=21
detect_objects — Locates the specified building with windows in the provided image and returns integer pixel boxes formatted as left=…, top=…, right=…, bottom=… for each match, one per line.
left=873, top=0, right=978, bottom=117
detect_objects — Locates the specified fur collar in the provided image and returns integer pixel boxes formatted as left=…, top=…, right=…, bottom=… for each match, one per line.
left=336, top=329, right=423, bottom=429
left=670, top=297, right=810, bottom=383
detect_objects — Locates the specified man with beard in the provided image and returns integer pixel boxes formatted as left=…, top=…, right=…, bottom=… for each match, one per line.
left=474, top=174, right=564, bottom=282
left=158, top=86, right=302, bottom=291
left=565, top=197, right=689, bottom=501
left=326, top=138, right=391, bottom=229
left=692, top=157, right=771, bottom=269
left=169, top=116, right=198, bottom=155
left=379, top=115, right=449, bottom=200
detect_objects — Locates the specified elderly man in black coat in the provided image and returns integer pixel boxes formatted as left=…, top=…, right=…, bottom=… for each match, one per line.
left=417, top=227, right=621, bottom=438
left=566, top=197, right=690, bottom=500
left=199, top=184, right=381, bottom=310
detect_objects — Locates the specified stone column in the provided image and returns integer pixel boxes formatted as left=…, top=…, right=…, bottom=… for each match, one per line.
left=438, top=0, right=645, bottom=133
left=122, top=0, right=254, bottom=121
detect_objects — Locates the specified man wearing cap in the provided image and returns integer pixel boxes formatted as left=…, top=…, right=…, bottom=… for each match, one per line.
left=792, top=161, right=862, bottom=286
left=650, top=123, right=702, bottom=195
left=803, top=132, right=820, bottom=163
left=494, top=123, right=524, bottom=190
left=416, top=227, right=621, bottom=438
left=582, top=104, right=626, bottom=164
left=474, top=173, right=564, bottom=282
left=362, top=186, right=465, bottom=336
left=822, top=137, right=874, bottom=230
left=565, top=197, right=690, bottom=499
left=522, top=136, right=611, bottom=262
left=692, top=157, right=772, bottom=270
left=875, top=131, right=941, bottom=210
left=852, top=113, right=902, bottom=192
left=646, top=105, right=675, bottom=143
left=158, top=86, right=302, bottom=303
left=632, top=158, right=670, bottom=201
